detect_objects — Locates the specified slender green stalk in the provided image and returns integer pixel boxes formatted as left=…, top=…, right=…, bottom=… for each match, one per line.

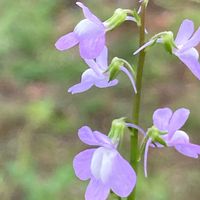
left=128, top=3, right=147, bottom=200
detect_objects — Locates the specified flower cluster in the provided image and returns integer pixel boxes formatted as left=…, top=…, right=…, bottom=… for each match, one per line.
left=55, top=1, right=200, bottom=200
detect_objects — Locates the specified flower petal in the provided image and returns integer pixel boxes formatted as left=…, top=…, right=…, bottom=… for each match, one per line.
left=55, top=32, right=79, bottom=51
left=95, top=79, right=118, bottom=88
left=96, top=46, right=108, bottom=70
left=109, top=153, right=136, bottom=197
left=175, top=19, right=194, bottom=46
left=68, top=82, right=93, bottom=94
left=76, top=2, right=103, bottom=26
left=168, top=130, right=200, bottom=158
left=168, top=130, right=189, bottom=145
left=78, top=126, right=101, bottom=146
left=73, top=149, right=95, bottom=180
left=168, top=108, right=190, bottom=138
left=175, top=143, right=200, bottom=158
left=79, top=34, right=105, bottom=59
left=74, top=19, right=104, bottom=39
left=93, top=131, right=114, bottom=147
left=78, top=126, right=113, bottom=147
left=181, top=27, right=200, bottom=51
left=176, top=48, right=200, bottom=80
left=85, top=178, right=110, bottom=200
left=68, top=69, right=96, bottom=94
left=83, top=59, right=102, bottom=75
left=91, top=147, right=117, bottom=183
left=153, top=108, right=173, bottom=131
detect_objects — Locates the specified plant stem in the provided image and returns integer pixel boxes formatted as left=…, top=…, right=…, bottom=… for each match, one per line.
left=128, top=2, right=147, bottom=200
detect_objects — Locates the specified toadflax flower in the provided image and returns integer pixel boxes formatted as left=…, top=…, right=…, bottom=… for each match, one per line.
left=134, top=19, right=200, bottom=80
left=68, top=47, right=118, bottom=94
left=68, top=47, right=137, bottom=94
left=55, top=2, right=106, bottom=59
left=144, top=107, right=200, bottom=177
left=173, top=19, right=200, bottom=80
left=55, top=2, right=138, bottom=59
left=73, top=126, right=136, bottom=200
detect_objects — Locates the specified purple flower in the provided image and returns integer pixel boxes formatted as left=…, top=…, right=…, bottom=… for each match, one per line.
left=68, top=47, right=118, bottom=94
left=144, top=107, right=200, bottom=177
left=153, top=107, right=190, bottom=139
left=73, top=126, right=136, bottom=200
left=55, top=2, right=105, bottom=59
left=134, top=19, right=200, bottom=80
left=173, top=19, right=200, bottom=80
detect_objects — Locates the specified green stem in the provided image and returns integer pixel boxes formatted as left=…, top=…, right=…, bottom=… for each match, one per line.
left=128, top=3, right=147, bottom=200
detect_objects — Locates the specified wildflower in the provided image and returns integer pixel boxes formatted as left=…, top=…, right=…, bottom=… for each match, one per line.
left=73, top=126, right=136, bottom=200
left=68, top=47, right=118, bottom=94
left=55, top=2, right=106, bottom=59
left=134, top=19, right=200, bottom=80
left=144, top=107, right=200, bottom=177
left=55, top=2, right=139, bottom=59
left=68, top=47, right=137, bottom=94
left=173, top=19, right=200, bottom=80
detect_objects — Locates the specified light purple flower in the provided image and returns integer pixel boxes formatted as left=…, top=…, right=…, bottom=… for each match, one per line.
left=134, top=19, right=200, bottom=80
left=55, top=2, right=105, bottom=59
left=173, top=19, right=200, bottom=80
left=68, top=47, right=118, bottom=94
left=144, top=107, right=200, bottom=177
left=73, top=126, right=136, bottom=200
left=153, top=107, right=190, bottom=139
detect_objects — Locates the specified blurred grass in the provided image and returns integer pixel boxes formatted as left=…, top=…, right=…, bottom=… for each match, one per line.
left=0, top=0, right=200, bottom=199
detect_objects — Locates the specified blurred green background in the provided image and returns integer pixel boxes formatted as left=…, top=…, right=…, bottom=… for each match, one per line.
left=0, top=0, right=200, bottom=199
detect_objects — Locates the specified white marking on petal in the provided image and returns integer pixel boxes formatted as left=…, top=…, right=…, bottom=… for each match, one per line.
left=91, top=147, right=117, bottom=183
